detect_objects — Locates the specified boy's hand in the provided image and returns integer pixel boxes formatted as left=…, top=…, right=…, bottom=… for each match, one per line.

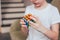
left=20, top=19, right=28, bottom=35
left=29, top=15, right=42, bottom=30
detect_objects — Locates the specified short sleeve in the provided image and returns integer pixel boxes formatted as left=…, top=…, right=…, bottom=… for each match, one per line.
left=51, top=7, right=60, bottom=24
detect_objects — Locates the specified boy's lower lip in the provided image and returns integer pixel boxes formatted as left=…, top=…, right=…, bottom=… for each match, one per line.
left=34, top=4, right=41, bottom=7
left=34, top=2, right=38, bottom=4
left=34, top=3, right=40, bottom=5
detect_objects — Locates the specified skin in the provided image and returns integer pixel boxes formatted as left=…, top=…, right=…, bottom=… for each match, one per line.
left=20, top=0, right=59, bottom=40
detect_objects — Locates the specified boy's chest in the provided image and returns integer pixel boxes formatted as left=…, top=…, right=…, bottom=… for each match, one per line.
left=30, top=10, right=51, bottom=29
left=30, top=10, right=51, bottom=21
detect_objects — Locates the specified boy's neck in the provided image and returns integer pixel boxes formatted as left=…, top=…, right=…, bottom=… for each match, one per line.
left=34, top=1, right=48, bottom=10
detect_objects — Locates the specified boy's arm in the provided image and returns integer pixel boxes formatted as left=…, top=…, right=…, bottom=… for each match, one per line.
left=39, top=23, right=59, bottom=40
left=29, top=20, right=59, bottom=40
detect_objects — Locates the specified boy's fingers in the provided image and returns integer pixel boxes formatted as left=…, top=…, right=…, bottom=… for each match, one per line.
left=29, top=16, right=37, bottom=23
left=20, top=22, right=26, bottom=25
left=20, top=19, right=26, bottom=25
left=29, top=21, right=35, bottom=26
left=21, top=25, right=28, bottom=35
left=21, top=25, right=27, bottom=28
left=21, top=25, right=28, bottom=31
left=31, top=16, right=41, bottom=23
left=30, top=15, right=39, bottom=22
left=32, top=15, right=38, bottom=20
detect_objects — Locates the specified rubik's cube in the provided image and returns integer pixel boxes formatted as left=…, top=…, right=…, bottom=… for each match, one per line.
left=24, top=14, right=32, bottom=21
left=24, top=14, right=36, bottom=23
left=20, top=14, right=36, bottom=28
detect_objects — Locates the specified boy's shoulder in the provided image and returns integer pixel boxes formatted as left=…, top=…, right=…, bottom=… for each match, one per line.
left=48, top=4, right=59, bottom=15
left=48, top=4, right=58, bottom=10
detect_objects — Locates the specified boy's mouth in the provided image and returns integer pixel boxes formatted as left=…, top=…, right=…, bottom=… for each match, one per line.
left=34, top=3, right=39, bottom=5
left=34, top=3, right=41, bottom=7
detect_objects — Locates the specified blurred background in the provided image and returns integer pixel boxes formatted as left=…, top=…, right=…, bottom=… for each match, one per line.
left=0, top=0, right=60, bottom=40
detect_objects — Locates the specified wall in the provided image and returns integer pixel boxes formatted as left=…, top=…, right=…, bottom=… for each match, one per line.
left=51, top=0, right=60, bottom=12
left=1, top=0, right=25, bottom=27
left=23, top=0, right=32, bottom=6
left=0, top=0, right=2, bottom=32
left=0, top=0, right=2, bottom=26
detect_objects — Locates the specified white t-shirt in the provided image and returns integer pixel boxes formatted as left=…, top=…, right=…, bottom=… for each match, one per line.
left=24, top=3, right=60, bottom=40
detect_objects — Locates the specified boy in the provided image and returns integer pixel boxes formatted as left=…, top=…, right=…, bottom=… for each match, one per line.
left=20, top=0, right=60, bottom=40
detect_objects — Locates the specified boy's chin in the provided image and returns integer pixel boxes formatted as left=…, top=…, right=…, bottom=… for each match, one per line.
left=34, top=4, right=41, bottom=8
